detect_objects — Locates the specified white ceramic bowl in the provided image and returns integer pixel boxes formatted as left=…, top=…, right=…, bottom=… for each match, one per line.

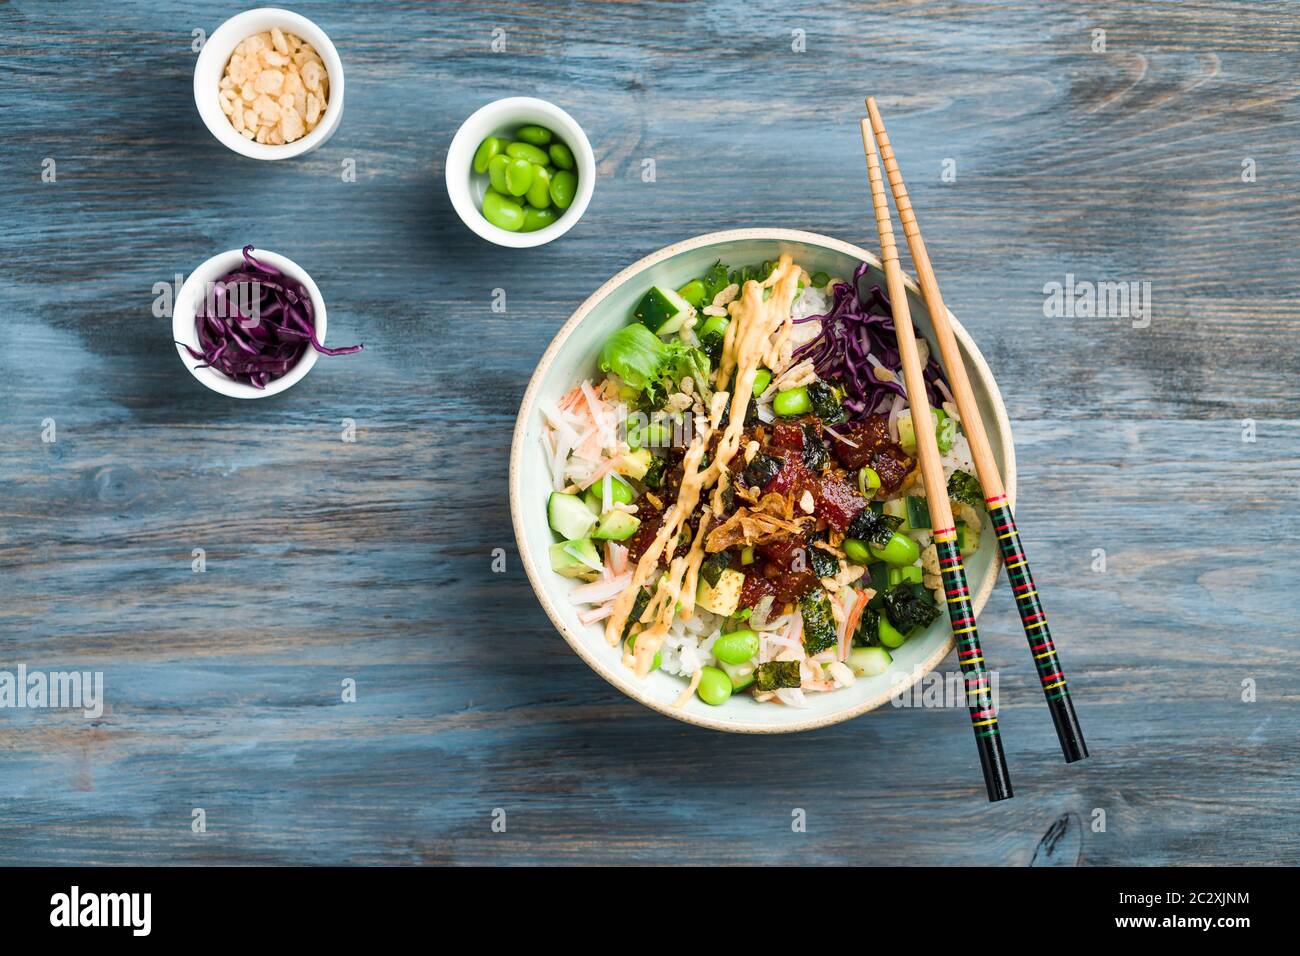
left=510, top=229, right=1017, bottom=733
left=445, top=97, right=596, bottom=248
left=194, top=7, right=344, bottom=160
left=172, top=248, right=326, bottom=399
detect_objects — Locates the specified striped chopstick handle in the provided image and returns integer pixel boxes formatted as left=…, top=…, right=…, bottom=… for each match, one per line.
left=987, top=495, right=1088, bottom=762
left=934, top=527, right=1014, bottom=801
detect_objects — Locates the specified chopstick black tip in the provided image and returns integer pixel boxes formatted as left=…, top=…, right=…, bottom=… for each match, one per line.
left=978, top=733, right=1014, bottom=802
left=1052, top=693, right=1089, bottom=763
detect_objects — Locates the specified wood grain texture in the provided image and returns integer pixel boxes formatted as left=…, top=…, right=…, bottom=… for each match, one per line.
left=0, top=0, right=1297, bottom=865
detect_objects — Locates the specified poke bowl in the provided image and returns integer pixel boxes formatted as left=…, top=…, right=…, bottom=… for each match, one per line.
left=509, top=229, right=1015, bottom=732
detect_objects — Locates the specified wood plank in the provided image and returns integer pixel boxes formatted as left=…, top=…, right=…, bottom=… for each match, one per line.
left=0, top=0, right=1296, bottom=865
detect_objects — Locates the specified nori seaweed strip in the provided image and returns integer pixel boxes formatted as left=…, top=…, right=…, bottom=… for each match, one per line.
left=948, top=469, right=984, bottom=509
left=883, top=581, right=939, bottom=633
left=743, top=453, right=783, bottom=488
left=799, top=588, right=838, bottom=654
left=700, top=327, right=726, bottom=364
left=847, top=508, right=903, bottom=547
left=642, top=456, right=667, bottom=489
left=720, top=393, right=758, bottom=428
left=699, top=551, right=730, bottom=588
left=801, top=423, right=829, bottom=471
left=807, top=531, right=838, bottom=579
left=807, top=379, right=846, bottom=424
left=754, top=660, right=802, bottom=692
left=853, top=607, right=880, bottom=647
left=622, top=587, right=652, bottom=640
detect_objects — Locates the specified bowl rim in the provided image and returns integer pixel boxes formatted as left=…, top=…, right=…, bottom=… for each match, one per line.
left=444, top=96, right=596, bottom=249
left=509, top=228, right=1016, bottom=733
left=193, top=7, right=345, bottom=161
left=172, top=247, right=325, bottom=399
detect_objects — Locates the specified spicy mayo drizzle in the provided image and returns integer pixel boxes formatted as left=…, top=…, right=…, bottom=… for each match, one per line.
left=604, top=255, right=803, bottom=683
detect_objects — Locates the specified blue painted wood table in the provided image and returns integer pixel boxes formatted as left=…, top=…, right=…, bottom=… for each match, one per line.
left=1, top=0, right=1297, bottom=865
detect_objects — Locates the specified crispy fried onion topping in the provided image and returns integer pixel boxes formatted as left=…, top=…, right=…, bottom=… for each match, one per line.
left=704, top=493, right=807, bottom=552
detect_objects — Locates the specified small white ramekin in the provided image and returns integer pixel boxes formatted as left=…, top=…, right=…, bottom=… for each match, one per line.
left=173, top=248, right=327, bottom=399
left=194, top=8, right=344, bottom=160
left=445, top=97, right=596, bottom=248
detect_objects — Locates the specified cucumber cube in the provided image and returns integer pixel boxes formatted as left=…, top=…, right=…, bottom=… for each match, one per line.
left=719, top=659, right=755, bottom=691
left=633, top=285, right=694, bottom=336
left=548, top=491, right=597, bottom=540
left=849, top=646, right=893, bottom=677
left=905, top=495, right=932, bottom=530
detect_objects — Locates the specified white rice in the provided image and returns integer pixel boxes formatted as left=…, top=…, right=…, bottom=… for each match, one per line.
left=939, top=431, right=975, bottom=480
left=658, top=607, right=799, bottom=678
left=792, top=283, right=830, bottom=321
left=789, top=285, right=828, bottom=350
left=659, top=608, right=724, bottom=677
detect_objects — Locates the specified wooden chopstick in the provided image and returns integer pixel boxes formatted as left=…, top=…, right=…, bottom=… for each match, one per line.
left=865, top=97, right=1088, bottom=764
left=859, top=118, right=1013, bottom=802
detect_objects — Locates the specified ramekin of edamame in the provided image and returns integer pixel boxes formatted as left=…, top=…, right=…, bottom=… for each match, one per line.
left=446, top=97, right=595, bottom=249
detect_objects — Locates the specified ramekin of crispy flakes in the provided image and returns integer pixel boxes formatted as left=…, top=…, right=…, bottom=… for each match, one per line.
left=218, top=28, right=329, bottom=146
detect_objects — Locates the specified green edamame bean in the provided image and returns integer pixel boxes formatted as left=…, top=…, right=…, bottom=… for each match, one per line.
left=772, top=386, right=811, bottom=417
left=487, top=153, right=510, bottom=194
left=842, top=538, right=872, bottom=565
left=516, top=124, right=553, bottom=146
left=811, top=271, right=830, bottom=288
left=870, top=530, right=921, bottom=567
left=482, top=189, right=525, bottom=231
left=752, top=367, right=772, bottom=396
left=548, top=142, right=575, bottom=170
left=697, top=666, right=733, bottom=706
left=521, top=206, right=558, bottom=232
left=583, top=474, right=634, bottom=510
left=609, top=475, right=635, bottom=504
left=677, top=279, right=707, bottom=308
left=549, top=169, right=578, bottom=209
left=627, top=420, right=672, bottom=449
left=698, top=314, right=728, bottom=340
left=627, top=633, right=662, bottom=672
left=505, top=141, right=550, bottom=165
left=525, top=164, right=553, bottom=209
left=504, top=157, right=534, bottom=197
left=713, top=629, right=759, bottom=665
left=473, top=136, right=502, bottom=174
left=878, top=615, right=908, bottom=648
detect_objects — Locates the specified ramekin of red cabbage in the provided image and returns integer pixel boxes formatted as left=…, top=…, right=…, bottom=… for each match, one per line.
left=172, top=245, right=361, bottom=398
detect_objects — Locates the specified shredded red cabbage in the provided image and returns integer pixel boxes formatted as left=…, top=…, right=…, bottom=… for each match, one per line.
left=179, top=245, right=362, bottom=389
left=793, top=262, right=947, bottom=418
